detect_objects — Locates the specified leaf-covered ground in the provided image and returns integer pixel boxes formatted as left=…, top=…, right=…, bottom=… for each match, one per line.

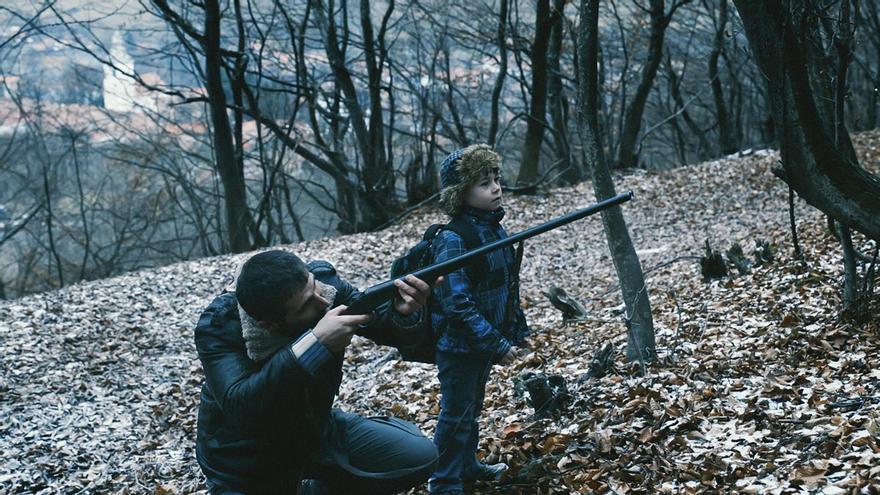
left=1, top=131, right=879, bottom=494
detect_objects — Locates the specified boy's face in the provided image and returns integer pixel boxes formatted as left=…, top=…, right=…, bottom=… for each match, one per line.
left=464, top=168, right=502, bottom=211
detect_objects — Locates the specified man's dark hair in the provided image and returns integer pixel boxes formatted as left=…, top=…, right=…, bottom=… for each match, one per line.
left=236, top=250, right=309, bottom=322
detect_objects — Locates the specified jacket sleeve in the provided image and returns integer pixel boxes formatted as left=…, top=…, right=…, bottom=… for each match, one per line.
left=194, top=294, right=324, bottom=437
left=308, top=260, right=424, bottom=348
left=432, top=231, right=511, bottom=359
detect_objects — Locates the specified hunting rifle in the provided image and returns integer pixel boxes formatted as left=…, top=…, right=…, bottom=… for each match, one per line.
left=344, top=191, right=634, bottom=315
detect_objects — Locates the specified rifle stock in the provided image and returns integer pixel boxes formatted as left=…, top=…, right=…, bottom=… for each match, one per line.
left=344, top=191, right=634, bottom=315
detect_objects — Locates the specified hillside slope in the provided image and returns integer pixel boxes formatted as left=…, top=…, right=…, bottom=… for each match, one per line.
left=1, top=131, right=879, bottom=494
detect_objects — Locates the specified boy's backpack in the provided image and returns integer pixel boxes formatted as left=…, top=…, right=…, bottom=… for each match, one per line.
left=392, top=218, right=484, bottom=363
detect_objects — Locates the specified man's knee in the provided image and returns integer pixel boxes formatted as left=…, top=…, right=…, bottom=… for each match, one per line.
left=370, top=417, right=437, bottom=472
left=408, top=431, right=439, bottom=472
left=339, top=414, right=437, bottom=476
left=307, top=427, right=437, bottom=495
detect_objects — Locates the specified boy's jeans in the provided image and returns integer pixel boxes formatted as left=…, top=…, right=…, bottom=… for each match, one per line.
left=429, top=351, right=494, bottom=494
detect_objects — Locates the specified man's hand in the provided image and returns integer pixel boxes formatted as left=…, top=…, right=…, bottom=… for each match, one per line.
left=392, top=275, right=443, bottom=316
left=499, top=348, right=517, bottom=366
left=311, top=305, right=372, bottom=352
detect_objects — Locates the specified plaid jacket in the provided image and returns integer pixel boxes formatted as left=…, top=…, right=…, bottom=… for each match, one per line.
left=430, top=206, right=529, bottom=359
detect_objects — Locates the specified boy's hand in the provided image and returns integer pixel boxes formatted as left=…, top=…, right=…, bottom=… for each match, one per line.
left=312, top=305, right=372, bottom=352
left=393, top=275, right=443, bottom=315
left=499, top=348, right=517, bottom=366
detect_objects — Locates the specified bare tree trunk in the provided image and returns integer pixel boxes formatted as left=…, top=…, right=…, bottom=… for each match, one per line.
left=361, top=0, right=395, bottom=206
left=70, top=133, right=91, bottom=281
left=547, top=0, right=578, bottom=183
left=838, top=222, right=859, bottom=310
left=488, top=0, right=510, bottom=147
left=858, top=0, right=880, bottom=129
left=231, top=0, right=267, bottom=249
left=577, top=0, right=656, bottom=364
left=41, top=160, right=64, bottom=288
left=313, top=0, right=398, bottom=230
left=788, top=186, right=803, bottom=259
left=868, top=67, right=880, bottom=129
left=442, top=38, right=469, bottom=146
left=517, top=0, right=556, bottom=185
left=203, top=0, right=253, bottom=253
left=733, top=0, right=880, bottom=233
left=615, top=0, right=669, bottom=169
left=664, top=54, right=711, bottom=161
left=707, top=0, right=739, bottom=154
left=831, top=0, right=862, bottom=311
left=281, top=174, right=306, bottom=243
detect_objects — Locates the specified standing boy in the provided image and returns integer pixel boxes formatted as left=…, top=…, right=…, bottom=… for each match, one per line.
left=429, top=144, right=530, bottom=494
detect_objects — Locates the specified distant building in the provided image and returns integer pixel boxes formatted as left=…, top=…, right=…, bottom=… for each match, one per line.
left=102, top=31, right=162, bottom=113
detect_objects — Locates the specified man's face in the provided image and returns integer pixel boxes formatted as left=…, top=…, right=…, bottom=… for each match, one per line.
left=268, top=273, right=331, bottom=335
left=464, top=169, right=502, bottom=211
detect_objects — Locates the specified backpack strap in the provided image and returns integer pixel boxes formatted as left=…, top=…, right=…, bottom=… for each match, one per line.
left=442, top=218, right=486, bottom=281
left=422, top=224, right=446, bottom=242
left=444, top=218, right=482, bottom=250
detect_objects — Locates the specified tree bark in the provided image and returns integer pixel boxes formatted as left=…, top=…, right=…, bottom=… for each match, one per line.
left=577, top=0, right=657, bottom=363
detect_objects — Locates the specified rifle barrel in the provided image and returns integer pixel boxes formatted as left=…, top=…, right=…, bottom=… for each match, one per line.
left=345, top=191, right=633, bottom=314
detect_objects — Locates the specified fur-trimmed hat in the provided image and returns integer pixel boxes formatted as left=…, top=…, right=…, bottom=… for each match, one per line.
left=439, top=144, right=501, bottom=216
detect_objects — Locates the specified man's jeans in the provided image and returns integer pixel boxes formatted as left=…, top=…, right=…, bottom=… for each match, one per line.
left=303, top=409, right=438, bottom=494
left=207, top=409, right=438, bottom=495
left=429, top=351, right=494, bottom=494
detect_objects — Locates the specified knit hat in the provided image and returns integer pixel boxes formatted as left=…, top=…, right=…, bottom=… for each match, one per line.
left=439, top=144, right=502, bottom=216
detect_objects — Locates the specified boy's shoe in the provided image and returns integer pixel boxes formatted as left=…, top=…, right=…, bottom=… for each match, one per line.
left=462, top=462, right=508, bottom=482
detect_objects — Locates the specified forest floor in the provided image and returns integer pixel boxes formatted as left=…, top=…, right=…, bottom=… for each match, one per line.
left=2, top=131, right=879, bottom=494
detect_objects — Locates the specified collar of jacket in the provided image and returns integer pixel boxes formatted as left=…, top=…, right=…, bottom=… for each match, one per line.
left=460, top=205, right=506, bottom=225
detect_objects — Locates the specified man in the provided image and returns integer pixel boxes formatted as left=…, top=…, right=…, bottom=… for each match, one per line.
left=194, top=250, right=439, bottom=494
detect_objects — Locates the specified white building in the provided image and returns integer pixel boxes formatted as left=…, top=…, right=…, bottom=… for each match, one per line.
left=102, top=30, right=160, bottom=113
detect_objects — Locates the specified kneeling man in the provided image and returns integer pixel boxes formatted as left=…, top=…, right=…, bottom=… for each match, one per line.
left=195, top=250, right=439, bottom=494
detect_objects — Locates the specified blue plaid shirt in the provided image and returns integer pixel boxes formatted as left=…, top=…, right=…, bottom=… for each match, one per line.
left=430, top=206, right=529, bottom=359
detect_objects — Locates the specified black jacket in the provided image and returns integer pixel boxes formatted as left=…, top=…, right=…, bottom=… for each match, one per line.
left=194, top=260, right=419, bottom=493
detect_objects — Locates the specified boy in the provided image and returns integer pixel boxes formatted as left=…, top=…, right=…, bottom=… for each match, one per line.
left=428, top=144, right=530, bottom=494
